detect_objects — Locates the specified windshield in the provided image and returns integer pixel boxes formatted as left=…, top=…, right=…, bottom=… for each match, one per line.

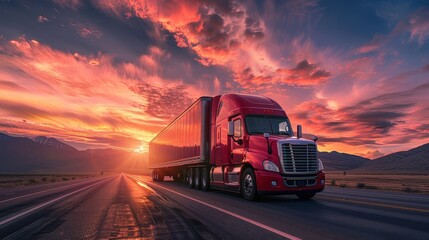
left=245, top=116, right=293, bottom=135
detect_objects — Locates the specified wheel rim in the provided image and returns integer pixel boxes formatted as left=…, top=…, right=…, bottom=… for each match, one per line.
left=243, top=174, right=253, bottom=195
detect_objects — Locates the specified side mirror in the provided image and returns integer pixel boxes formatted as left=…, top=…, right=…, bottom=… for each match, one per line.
left=297, top=125, right=302, bottom=139
left=227, top=121, right=234, bottom=136
left=313, top=136, right=318, bottom=142
left=263, top=132, right=272, bottom=154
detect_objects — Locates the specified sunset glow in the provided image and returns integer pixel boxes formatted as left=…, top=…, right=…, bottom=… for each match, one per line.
left=1, top=1, right=428, bottom=157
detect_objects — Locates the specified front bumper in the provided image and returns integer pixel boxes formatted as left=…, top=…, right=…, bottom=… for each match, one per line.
left=255, top=170, right=325, bottom=195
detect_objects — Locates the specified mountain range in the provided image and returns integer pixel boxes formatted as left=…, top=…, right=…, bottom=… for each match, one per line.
left=0, top=132, right=428, bottom=173
left=0, top=133, right=148, bottom=173
left=319, top=143, right=429, bottom=173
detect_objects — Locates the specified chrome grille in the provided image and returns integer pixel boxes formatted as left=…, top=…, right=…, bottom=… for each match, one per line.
left=281, top=144, right=318, bottom=173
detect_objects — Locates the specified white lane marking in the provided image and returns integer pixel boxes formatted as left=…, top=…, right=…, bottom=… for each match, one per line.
left=0, top=177, right=113, bottom=226
left=131, top=175, right=301, bottom=240
left=0, top=178, right=105, bottom=204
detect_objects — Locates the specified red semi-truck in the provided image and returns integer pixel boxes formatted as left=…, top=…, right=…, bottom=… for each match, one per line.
left=149, top=93, right=325, bottom=200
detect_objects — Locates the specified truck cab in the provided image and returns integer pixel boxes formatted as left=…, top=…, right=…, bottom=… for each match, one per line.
left=209, top=94, right=325, bottom=200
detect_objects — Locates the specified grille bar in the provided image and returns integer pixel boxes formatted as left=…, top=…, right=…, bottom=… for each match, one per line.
left=281, top=143, right=318, bottom=173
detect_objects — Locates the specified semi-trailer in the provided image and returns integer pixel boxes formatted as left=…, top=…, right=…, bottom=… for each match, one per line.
left=149, top=93, right=325, bottom=200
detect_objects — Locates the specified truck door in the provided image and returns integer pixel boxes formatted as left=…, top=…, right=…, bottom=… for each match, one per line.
left=231, top=117, right=244, bottom=164
left=214, top=124, right=229, bottom=165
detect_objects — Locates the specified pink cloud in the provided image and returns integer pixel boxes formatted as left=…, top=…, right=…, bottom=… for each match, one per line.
left=0, top=37, right=206, bottom=150
left=38, top=16, right=49, bottom=23
left=361, top=150, right=386, bottom=159
left=407, top=8, right=429, bottom=45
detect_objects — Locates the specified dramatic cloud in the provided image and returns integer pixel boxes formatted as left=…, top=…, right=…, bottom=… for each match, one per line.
left=132, top=83, right=193, bottom=119
left=275, top=60, right=330, bottom=86
left=93, top=0, right=329, bottom=90
left=291, top=81, right=429, bottom=154
left=0, top=37, right=204, bottom=150
left=0, top=0, right=428, bottom=155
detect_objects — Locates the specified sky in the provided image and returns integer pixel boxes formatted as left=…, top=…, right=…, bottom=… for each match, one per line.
left=0, top=0, right=428, bottom=158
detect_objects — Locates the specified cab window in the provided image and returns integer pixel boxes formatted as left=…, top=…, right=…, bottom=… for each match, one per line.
left=233, top=119, right=242, bottom=138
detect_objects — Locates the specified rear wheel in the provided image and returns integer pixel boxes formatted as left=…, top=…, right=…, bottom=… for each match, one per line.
left=241, top=168, right=258, bottom=201
left=194, top=168, right=201, bottom=189
left=296, top=193, right=315, bottom=200
left=158, top=171, right=164, bottom=182
left=172, top=173, right=182, bottom=182
left=201, top=167, right=210, bottom=191
left=188, top=168, right=194, bottom=188
left=152, top=170, right=158, bottom=181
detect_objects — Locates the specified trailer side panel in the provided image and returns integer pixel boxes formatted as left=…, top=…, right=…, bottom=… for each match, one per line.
left=149, top=97, right=212, bottom=169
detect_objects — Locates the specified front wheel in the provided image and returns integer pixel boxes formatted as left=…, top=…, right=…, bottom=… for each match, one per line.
left=296, top=193, right=315, bottom=200
left=241, top=168, right=258, bottom=201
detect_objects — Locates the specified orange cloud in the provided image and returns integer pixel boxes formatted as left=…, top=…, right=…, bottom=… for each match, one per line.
left=0, top=37, right=204, bottom=150
left=361, top=150, right=385, bottom=160
left=289, top=81, right=429, bottom=154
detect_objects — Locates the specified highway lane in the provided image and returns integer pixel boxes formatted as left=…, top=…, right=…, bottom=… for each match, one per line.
left=128, top=174, right=429, bottom=240
left=1, top=173, right=217, bottom=239
left=0, top=175, right=115, bottom=239
left=1, top=173, right=428, bottom=239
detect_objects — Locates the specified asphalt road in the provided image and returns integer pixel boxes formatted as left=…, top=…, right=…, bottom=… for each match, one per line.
left=0, top=173, right=428, bottom=239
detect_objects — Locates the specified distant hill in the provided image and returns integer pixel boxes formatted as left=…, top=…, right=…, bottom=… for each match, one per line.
left=0, top=133, right=148, bottom=173
left=34, top=136, right=77, bottom=151
left=318, top=151, right=370, bottom=171
left=1, top=132, right=427, bottom=174
left=356, top=143, right=429, bottom=173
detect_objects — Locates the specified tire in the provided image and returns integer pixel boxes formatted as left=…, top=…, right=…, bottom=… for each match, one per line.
left=173, top=174, right=182, bottom=182
left=201, top=167, right=210, bottom=191
left=241, top=168, right=258, bottom=201
left=158, top=171, right=164, bottom=182
left=188, top=168, right=194, bottom=188
left=152, top=170, right=157, bottom=181
left=194, top=168, right=201, bottom=189
left=296, top=193, right=315, bottom=200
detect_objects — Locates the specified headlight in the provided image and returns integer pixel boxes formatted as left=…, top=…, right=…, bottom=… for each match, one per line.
left=318, top=159, right=324, bottom=171
left=263, top=160, right=279, bottom=172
